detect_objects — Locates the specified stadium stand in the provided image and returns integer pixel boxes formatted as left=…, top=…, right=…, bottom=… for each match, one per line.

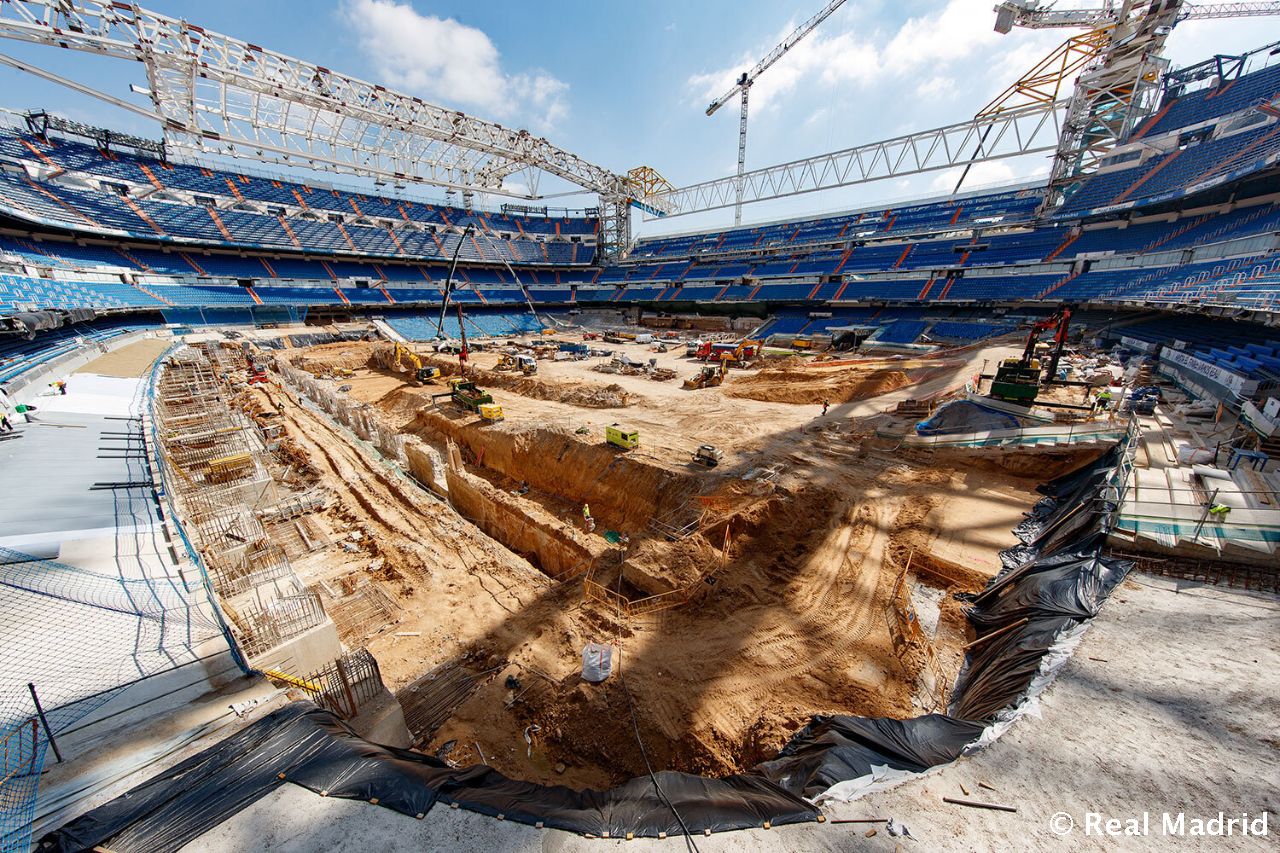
left=0, top=316, right=156, bottom=382
left=0, top=128, right=597, bottom=265
left=3, top=46, right=1280, bottom=324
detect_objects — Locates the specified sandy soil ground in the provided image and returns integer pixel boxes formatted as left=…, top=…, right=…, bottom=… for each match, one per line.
left=252, top=335, right=1047, bottom=789
left=71, top=337, right=170, bottom=378
left=185, top=574, right=1280, bottom=853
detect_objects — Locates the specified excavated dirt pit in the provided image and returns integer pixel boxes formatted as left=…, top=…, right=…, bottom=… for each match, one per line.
left=264, top=339, right=1043, bottom=789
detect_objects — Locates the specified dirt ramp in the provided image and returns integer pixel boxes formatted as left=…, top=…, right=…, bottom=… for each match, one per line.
left=725, top=363, right=912, bottom=404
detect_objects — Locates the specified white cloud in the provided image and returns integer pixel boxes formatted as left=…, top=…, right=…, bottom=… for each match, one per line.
left=915, top=76, right=958, bottom=100
left=928, top=158, right=1050, bottom=192
left=342, top=0, right=568, bottom=132
left=686, top=0, right=1065, bottom=117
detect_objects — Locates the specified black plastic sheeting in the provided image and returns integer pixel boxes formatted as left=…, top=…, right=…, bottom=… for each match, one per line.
left=43, top=443, right=1134, bottom=850
left=915, top=399, right=1023, bottom=436
left=42, top=703, right=820, bottom=852
left=754, top=714, right=987, bottom=800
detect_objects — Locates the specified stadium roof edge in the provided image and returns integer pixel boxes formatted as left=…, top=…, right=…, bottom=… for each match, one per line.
left=634, top=179, right=1047, bottom=244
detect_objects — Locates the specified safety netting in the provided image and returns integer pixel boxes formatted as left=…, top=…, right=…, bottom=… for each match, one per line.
left=0, top=353, right=234, bottom=853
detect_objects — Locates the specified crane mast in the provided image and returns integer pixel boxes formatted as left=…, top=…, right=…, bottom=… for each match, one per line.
left=705, top=0, right=848, bottom=225
left=992, top=0, right=1280, bottom=199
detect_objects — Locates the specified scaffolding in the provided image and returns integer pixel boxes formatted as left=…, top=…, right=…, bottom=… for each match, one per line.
left=152, top=343, right=325, bottom=660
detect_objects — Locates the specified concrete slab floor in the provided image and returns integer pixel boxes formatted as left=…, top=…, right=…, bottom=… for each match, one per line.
left=180, top=574, right=1280, bottom=852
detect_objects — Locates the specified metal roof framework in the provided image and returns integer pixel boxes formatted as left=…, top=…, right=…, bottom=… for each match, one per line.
left=0, top=0, right=647, bottom=257
left=654, top=99, right=1067, bottom=216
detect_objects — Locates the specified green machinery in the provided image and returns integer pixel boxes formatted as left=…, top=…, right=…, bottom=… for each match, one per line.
left=605, top=423, right=639, bottom=450
left=432, top=378, right=501, bottom=420
left=989, top=307, right=1072, bottom=404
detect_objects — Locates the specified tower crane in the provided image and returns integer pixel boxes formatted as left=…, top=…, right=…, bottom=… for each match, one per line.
left=994, top=0, right=1280, bottom=32
left=988, top=0, right=1280, bottom=194
left=705, top=0, right=848, bottom=226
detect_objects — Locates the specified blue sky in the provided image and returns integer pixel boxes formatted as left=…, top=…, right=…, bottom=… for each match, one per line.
left=0, top=0, right=1276, bottom=237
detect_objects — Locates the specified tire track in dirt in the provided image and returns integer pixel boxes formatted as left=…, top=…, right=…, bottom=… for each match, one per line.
left=687, top=500, right=891, bottom=698
left=257, top=384, right=548, bottom=609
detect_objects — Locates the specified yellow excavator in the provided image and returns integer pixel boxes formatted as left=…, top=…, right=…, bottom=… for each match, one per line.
left=392, top=342, right=440, bottom=385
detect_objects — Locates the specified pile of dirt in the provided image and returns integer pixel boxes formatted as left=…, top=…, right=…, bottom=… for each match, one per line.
left=289, top=341, right=376, bottom=374
left=725, top=362, right=914, bottom=404
left=502, top=377, right=633, bottom=408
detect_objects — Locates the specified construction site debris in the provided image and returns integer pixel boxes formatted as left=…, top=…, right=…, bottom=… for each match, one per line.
left=942, top=797, right=1017, bottom=813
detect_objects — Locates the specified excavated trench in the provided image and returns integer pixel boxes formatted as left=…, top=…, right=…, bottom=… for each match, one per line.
left=282, top=341, right=1007, bottom=788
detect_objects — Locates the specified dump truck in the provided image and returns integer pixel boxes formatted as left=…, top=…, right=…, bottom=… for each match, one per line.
left=605, top=424, right=639, bottom=450
left=497, top=353, right=537, bottom=375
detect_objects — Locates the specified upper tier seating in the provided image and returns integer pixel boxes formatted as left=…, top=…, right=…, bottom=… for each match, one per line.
left=1137, top=61, right=1280, bottom=139
left=0, top=130, right=596, bottom=264
left=630, top=188, right=1043, bottom=262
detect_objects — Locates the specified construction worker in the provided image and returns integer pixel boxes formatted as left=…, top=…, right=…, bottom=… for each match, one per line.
left=822, top=399, right=830, bottom=416
left=1208, top=503, right=1231, bottom=520
left=1094, top=388, right=1112, bottom=412
left=50, top=379, right=67, bottom=396
left=0, top=411, right=12, bottom=433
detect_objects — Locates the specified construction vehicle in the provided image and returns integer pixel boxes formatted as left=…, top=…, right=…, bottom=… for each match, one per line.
left=390, top=342, right=440, bottom=385
left=989, top=307, right=1073, bottom=404
left=691, top=444, right=723, bottom=468
left=432, top=378, right=503, bottom=421
left=497, top=353, right=537, bottom=375
left=696, top=339, right=761, bottom=366
left=683, top=363, right=726, bottom=390
left=605, top=424, right=639, bottom=450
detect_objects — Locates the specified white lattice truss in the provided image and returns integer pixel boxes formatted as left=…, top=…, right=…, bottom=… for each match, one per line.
left=0, top=0, right=631, bottom=203
left=655, top=99, right=1067, bottom=216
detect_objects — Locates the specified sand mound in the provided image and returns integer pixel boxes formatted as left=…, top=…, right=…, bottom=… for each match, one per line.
left=725, top=363, right=913, bottom=404
left=290, top=341, right=377, bottom=374
left=502, top=377, right=632, bottom=408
